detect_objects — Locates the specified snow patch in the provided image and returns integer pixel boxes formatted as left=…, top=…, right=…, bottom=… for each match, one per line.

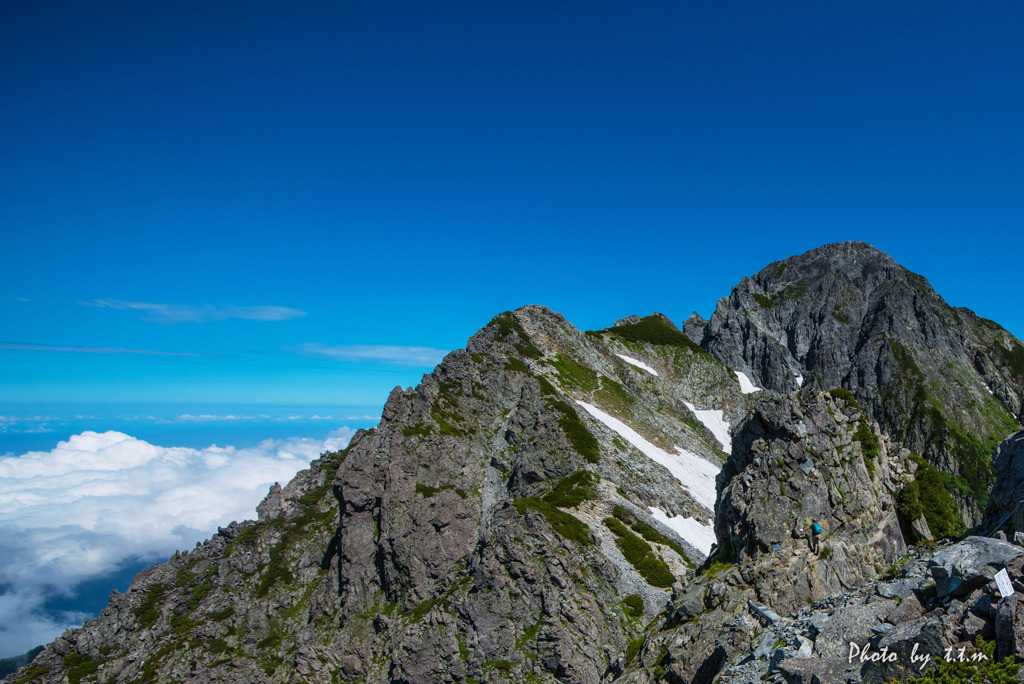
left=735, top=371, right=761, bottom=394
left=616, top=354, right=659, bottom=377
left=649, top=506, right=716, bottom=556
left=795, top=374, right=804, bottom=387
left=575, top=401, right=720, bottom=511
left=683, top=401, right=732, bottom=455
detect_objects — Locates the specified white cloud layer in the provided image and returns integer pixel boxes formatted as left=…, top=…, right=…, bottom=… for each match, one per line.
left=288, top=343, right=449, bottom=366
left=0, top=427, right=353, bottom=657
left=87, top=300, right=306, bottom=324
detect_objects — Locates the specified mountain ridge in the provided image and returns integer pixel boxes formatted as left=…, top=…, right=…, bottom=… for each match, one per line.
left=7, top=242, right=1024, bottom=684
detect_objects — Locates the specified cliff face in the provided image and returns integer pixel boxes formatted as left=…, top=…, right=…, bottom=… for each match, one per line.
left=8, top=244, right=1024, bottom=684
left=696, top=241, right=1023, bottom=523
left=716, top=391, right=909, bottom=612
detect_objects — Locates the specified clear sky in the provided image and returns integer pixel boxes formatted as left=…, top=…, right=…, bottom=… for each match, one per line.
left=2, top=1, right=1023, bottom=431
left=2, top=1, right=1024, bottom=656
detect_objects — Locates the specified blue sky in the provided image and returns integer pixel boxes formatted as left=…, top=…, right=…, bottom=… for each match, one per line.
left=1, top=0, right=1023, bottom=657
left=3, top=1, right=1024, bottom=429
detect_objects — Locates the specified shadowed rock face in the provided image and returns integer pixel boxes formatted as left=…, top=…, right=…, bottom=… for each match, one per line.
left=700, top=241, right=1023, bottom=523
left=9, top=245, right=1024, bottom=684
left=984, top=431, right=1024, bottom=530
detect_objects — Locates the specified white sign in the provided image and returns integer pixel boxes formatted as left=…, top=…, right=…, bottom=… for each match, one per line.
left=995, top=568, right=1014, bottom=598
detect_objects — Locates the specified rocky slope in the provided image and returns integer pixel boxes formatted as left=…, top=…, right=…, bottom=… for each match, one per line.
left=7, top=243, right=1024, bottom=684
left=692, top=241, right=1024, bottom=526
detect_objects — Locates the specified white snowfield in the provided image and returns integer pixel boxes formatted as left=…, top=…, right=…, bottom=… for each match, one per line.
left=616, top=353, right=659, bottom=377
left=735, top=370, right=761, bottom=394
left=649, top=506, right=716, bottom=556
left=683, top=401, right=732, bottom=455
left=575, top=401, right=720, bottom=511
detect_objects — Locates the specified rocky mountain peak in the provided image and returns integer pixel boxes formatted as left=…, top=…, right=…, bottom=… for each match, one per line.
left=759, top=241, right=899, bottom=281
left=747, top=241, right=939, bottom=330
left=700, top=242, right=1023, bottom=525
left=703, top=241, right=934, bottom=391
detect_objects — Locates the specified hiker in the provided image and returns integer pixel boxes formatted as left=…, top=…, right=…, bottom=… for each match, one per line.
left=802, top=522, right=822, bottom=554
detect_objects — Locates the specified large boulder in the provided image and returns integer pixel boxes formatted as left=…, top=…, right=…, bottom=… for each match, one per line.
left=927, top=536, right=1024, bottom=598
left=812, top=602, right=892, bottom=659
left=859, top=618, right=946, bottom=684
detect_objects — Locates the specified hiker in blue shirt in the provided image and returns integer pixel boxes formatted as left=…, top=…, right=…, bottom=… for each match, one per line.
left=802, top=522, right=822, bottom=554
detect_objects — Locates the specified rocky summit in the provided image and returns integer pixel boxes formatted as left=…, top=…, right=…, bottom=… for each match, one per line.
left=693, top=241, right=1023, bottom=527
left=6, top=242, right=1024, bottom=684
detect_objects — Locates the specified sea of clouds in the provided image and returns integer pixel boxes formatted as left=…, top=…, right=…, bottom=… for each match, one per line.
left=0, top=427, right=353, bottom=657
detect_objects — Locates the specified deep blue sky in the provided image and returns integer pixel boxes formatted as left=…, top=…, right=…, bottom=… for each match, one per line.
left=3, top=1, right=1023, bottom=443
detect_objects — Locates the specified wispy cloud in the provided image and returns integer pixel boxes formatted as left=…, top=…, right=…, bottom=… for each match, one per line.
left=0, top=427, right=354, bottom=657
left=0, top=425, right=54, bottom=435
left=287, top=343, right=449, bottom=366
left=0, top=416, right=56, bottom=435
left=0, top=342, right=211, bottom=357
left=174, top=414, right=336, bottom=422
left=176, top=414, right=256, bottom=422
left=86, top=300, right=306, bottom=324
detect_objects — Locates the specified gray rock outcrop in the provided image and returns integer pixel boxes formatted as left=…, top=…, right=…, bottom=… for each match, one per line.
left=715, top=390, right=908, bottom=615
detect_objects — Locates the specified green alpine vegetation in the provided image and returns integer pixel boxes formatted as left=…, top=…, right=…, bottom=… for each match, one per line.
left=752, top=284, right=807, bottom=308
left=623, top=595, right=644, bottom=618
left=491, top=313, right=543, bottom=359
left=542, top=470, right=599, bottom=508
left=898, top=636, right=1018, bottom=684
left=514, top=498, right=594, bottom=546
left=594, top=377, right=636, bottom=415
left=550, top=353, right=599, bottom=392
left=600, top=315, right=710, bottom=357
left=998, top=341, right=1024, bottom=377
left=612, top=505, right=693, bottom=567
left=603, top=516, right=675, bottom=588
left=898, top=455, right=967, bottom=538
left=546, top=398, right=601, bottom=464
left=827, top=387, right=860, bottom=410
